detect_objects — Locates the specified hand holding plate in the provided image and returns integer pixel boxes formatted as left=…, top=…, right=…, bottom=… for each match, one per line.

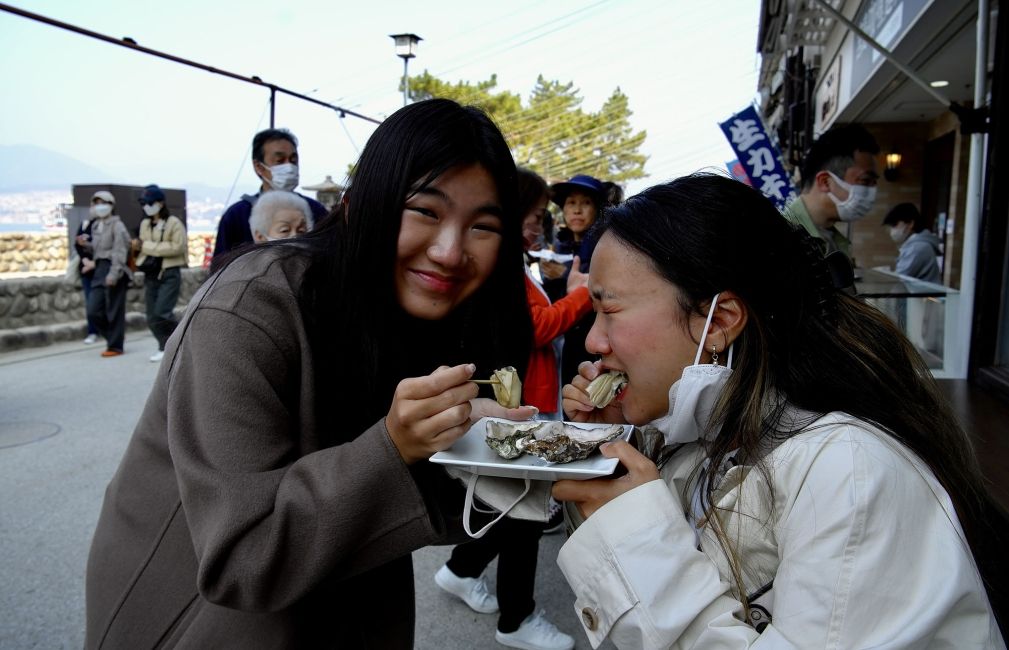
left=551, top=440, right=659, bottom=519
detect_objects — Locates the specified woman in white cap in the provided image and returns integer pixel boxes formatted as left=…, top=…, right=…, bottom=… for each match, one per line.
left=85, top=190, right=132, bottom=357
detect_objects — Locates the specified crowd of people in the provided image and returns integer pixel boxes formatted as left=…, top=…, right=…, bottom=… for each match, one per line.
left=80, top=99, right=1004, bottom=649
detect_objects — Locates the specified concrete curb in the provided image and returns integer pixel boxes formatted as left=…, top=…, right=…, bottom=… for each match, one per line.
left=0, top=311, right=170, bottom=354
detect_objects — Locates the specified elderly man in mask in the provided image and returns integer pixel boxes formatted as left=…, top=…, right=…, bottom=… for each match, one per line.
left=212, top=128, right=329, bottom=256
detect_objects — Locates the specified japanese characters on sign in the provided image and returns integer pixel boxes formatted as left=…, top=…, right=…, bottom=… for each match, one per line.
left=719, top=106, right=796, bottom=211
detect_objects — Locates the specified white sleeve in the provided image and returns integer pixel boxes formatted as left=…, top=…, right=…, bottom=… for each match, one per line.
left=556, top=426, right=1003, bottom=649
left=557, top=480, right=772, bottom=649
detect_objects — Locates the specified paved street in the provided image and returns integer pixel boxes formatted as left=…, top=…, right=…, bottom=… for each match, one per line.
left=0, top=334, right=609, bottom=649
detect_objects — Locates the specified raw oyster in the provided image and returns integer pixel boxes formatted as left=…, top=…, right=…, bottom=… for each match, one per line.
left=484, top=420, right=540, bottom=459
left=522, top=423, right=625, bottom=463
left=585, top=371, right=628, bottom=408
left=490, top=366, right=522, bottom=409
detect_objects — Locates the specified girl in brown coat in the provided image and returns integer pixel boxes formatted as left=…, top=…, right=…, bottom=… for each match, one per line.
left=85, top=99, right=534, bottom=648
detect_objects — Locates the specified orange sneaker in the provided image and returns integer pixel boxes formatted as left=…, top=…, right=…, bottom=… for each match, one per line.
left=101, top=349, right=123, bottom=358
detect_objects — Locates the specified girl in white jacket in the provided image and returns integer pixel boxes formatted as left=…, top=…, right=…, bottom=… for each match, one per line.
left=552, top=173, right=1005, bottom=649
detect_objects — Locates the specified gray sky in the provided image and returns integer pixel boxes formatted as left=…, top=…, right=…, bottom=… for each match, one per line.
left=0, top=0, right=762, bottom=199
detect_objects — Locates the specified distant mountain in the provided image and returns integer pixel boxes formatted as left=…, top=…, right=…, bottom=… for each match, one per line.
left=0, top=144, right=111, bottom=191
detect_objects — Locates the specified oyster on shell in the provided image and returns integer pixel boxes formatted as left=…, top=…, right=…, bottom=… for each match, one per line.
left=490, top=366, right=522, bottom=409
left=522, top=423, right=625, bottom=463
left=585, top=371, right=628, bottom=408
left=484, top=420, right=540, bottom=459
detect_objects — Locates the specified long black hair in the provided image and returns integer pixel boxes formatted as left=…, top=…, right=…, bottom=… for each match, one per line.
left=597, top=172, right=1004, bottom=623
left=295, top=99, right=532, bottom=437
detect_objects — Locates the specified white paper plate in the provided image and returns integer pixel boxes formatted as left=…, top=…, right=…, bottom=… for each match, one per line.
left=430, top=417, right=633, bottom=481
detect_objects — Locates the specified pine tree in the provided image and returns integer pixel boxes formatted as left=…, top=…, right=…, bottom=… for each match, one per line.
left=408, top=72, right=647, bottom=183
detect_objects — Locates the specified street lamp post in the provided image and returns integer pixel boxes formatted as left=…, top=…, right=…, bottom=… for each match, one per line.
left=390, top=33, right=422, bottom=107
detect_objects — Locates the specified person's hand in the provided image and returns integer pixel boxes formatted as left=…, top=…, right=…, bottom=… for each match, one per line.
left=552, top=440, right=659, bottom=519
left=562, top=360, right=626, bottom=424
left=75, top=234, right=90, bottom=246
left=540, top=260, right=566, bottom=281
left=469, top=397, right=539, bottom=423
left=104, top=274, right=117, bottom=287
left=386, top=364, right=480, bottom=464
left=81, top=258, right=95, bottom=273
left=566, top=256, right=587, bottom=293
left=131, top=239, right=142, bottom=254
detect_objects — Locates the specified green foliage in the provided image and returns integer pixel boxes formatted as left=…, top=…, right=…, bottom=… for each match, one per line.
left=407, top=72, right=647, bottom=183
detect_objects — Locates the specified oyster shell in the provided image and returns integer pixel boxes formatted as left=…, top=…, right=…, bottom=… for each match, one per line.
left=585, top=371, right=628, bottom=408
left=522, top=423, right=625, bottom=463
left=484, top=420, right=540, bottom=459
left=490, top=366, right=522, bottom=409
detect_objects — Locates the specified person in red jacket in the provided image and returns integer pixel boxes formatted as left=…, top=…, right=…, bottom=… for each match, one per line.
left=519, top=168, right=592, bottom=417
left=432, top=168, right=587, bottom=650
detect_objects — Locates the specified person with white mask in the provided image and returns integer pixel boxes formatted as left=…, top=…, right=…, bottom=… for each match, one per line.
left=248, top=190, right=313, bottom=243
left=882, top=202, right=942, bottom=283
left=551, top=174, right=1005, bottom=648
left=213, top=128, right=329, bottom=258
left=85, top=190, right=133, bottom=357
left=134, top=184, right=188, bottom=362
left=782, top=124, right=879, bottom=262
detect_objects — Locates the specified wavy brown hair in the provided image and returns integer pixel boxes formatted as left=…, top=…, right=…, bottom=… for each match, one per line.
left=597, top=172, right=1005, bottom=628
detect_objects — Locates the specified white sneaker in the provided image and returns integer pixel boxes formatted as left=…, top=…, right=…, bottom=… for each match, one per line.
left=434, top=564, right=499, bottom=614
left=149, top=350, right=165, bottom=363
left=83, top=334, right=98, bottom=345
left=543, top=498, right=564, bottom=535
left=496, top=611, right=575, bottom=650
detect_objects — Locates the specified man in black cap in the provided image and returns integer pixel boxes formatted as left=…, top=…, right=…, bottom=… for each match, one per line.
left=213, top=128, right=329, bottom=257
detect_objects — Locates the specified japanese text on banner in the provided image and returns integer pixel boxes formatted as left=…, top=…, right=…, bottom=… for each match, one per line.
left=719, top=106, right=796, bottom=211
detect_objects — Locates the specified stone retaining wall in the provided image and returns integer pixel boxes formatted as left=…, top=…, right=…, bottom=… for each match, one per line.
left=0, top=232, right=214, bottom=274
left=0, top=268, right=209, bottom=353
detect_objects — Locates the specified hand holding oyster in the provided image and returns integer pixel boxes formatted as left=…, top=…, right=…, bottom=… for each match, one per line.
left=485, top=420, right=625, bottom=464
left=585, top=371, right=628, bottom=408
left=471, top=366, right=522, bottom=409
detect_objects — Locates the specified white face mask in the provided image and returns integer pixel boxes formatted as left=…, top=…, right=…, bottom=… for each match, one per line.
left=650, top=293, right=734, bottom=446
left=889, top=223, right=912, bottom=244
left=91, top=204, right=113, bottom=218
left=263, top=162, right=299, bottom=192
left=143, top=203, right=162, bottom=217
left=826, top=171, right=876, bottom=222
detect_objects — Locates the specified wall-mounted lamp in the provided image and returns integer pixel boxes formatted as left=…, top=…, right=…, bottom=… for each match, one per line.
left=884, top=152, right=902, bottom=181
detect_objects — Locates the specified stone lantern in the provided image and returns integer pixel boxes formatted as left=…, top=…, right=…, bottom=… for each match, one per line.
left=301, top=176, right=345, bottom=211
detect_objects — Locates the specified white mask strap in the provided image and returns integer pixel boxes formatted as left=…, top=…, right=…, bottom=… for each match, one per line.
left=462, top=474, right=532, bottom=539
left=693, top=293, right=721, bottom=365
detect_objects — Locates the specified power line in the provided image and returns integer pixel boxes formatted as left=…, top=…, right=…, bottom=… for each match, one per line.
left=0, top=2, right=381, bottom=126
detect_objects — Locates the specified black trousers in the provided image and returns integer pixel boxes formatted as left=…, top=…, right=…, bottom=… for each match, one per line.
left=87, top=260, right=129, bottom=352
left=446, top=516, right=544, bottom=633
left=144, top=267, right=181, bottom=350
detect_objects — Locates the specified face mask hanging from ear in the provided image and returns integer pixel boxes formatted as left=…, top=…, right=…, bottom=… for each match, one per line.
left=650, top=293, right=734, bottom=446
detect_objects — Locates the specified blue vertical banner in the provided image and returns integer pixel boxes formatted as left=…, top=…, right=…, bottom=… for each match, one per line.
left=719, top=106, right=796, bottom=211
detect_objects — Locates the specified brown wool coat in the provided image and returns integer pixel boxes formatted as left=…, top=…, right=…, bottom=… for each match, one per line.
left=85, top=248, right=463, bottom=649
